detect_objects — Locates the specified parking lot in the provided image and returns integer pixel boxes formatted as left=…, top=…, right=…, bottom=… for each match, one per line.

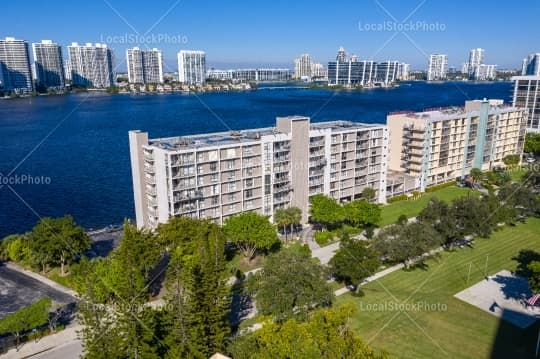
left=0, top=265, right=76, bottom=319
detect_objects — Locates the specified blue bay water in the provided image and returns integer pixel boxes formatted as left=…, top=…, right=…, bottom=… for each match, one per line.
left=0, top=81, right=512, bottom=237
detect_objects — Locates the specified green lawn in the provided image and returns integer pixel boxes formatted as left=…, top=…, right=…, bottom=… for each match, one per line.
left=335, top=218, right=540, bottom=359
left=380, top=187, right=479, bottom=226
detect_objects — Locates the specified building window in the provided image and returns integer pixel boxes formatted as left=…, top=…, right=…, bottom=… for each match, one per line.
left=245, top=189, right=253, bottom=199
left=210, top=162, right=217, bottom=172
left=246, top=200, right=253, bottom=209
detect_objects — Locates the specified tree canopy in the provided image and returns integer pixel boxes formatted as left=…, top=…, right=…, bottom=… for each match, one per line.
left=223, top=212, right=278, bottom=260
left=248, top=248, right=333, bottom=322
left=329, top=234, right=380, bottom=288
left=309, top=194, right=344, bottom=228
left=0, top=297, right=51, bottom=348
left=29, top=215, right=90, bottom=275
left=228, top=305, right=389, bottom=359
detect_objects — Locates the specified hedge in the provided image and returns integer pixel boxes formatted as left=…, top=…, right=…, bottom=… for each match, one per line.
left=425, top=181, right=457, bottom=193
left=387, top=194, right=408, bottom=203
left=314, top=231, right=335, bottom=246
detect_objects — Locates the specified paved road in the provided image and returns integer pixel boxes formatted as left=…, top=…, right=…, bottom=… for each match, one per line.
left=311, top=242, right=340, bottom=265
left=0, top=265, right=76, bottom=319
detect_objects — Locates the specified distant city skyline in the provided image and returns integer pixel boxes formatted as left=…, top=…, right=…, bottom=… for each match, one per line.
left=1, top=0, right=539, bottom=71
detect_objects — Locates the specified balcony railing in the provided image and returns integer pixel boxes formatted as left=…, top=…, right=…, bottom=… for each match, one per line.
left=309, top=158, right=327, bottom=167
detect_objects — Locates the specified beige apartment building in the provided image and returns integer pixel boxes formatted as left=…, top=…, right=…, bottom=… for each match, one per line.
left=129, top=116, right=389, bottom=229
left=387, top=99, right=527, bottom=191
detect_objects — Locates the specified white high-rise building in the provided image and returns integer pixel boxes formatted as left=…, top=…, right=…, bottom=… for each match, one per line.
left=468, top=48, right=485, bottom=73
left=513, top=75, right=540, bottom=131
left=177, top=50, right=206, bottom=84
left=294, top=53, right=312, bottom=79
left=129, top=116, right=389, bottom=229
left=126, top=47, right=163, bottom=84
left=32, top=40, right=65, bottom=90
left=311, top=62, right=327, bottom=79
left=68, top=43, right=114, bottom=88
left=474, top=64, right=497, bottom=81
left=396, top=63, right=410, bottom=80
left=0, top=37, right=33, bottom=93
left=522, top=53, right=540, bottom=76
left=427, top=54, right=448, bottom=81
left=336, top=47, right=347, bottom=62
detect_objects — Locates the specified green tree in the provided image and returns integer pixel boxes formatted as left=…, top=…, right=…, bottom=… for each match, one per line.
left=0, top=297, right=51, bottom=349
left=499, top=183, right=539, bottom=216
left=309, top=194, right=344, bottom=228
left=524, top=132, right=540, bottom=155
left=374, top=222, right=442, bottom=267
left=469, top=168, right=483, bottom=184
left=343, top=200, right=381, bottom=229
left=274, top=208, right=291, bottom=241
left=329, top=234, right=380, bottom=289
left=248, top=248, right=333, bottom=322
left=361, top=187, right=377, bottom=202
left=160, top=218, right=230, bottom=358
left=502, top=154, right=520, bottom=167
left=286, top=206, right=302, bottom=237
left=418, top=199, right=460, bottom=245
left=223, top=212, right=278, bottom=261
left=76, top=222, right=162, bottom=359
left=29, top=215, right=90, bottom=275
left=527, top=261, right=540, bottom=294
left=228, top=305, right=389, bottom=359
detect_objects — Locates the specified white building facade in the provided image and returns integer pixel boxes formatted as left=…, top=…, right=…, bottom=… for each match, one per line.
left=178, top=50, right=206, bottom=84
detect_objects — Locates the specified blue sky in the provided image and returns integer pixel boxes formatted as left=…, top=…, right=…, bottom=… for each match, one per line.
left=3, top=0, right=539, bottom=71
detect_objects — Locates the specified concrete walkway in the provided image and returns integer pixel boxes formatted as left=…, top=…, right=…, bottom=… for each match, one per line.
left=2, top=324, right=82, bottom=359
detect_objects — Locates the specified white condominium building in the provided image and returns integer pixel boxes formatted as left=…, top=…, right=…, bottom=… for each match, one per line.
left=294, top=53, right=312, bottom=79
left=126, top=47, right=163, bottom=84
left=512, top=75, right=540, bottom=132
left=68, top=43, right=114, bottom=88
left=387, top=99, right=527, bottom=190
left=129, top=117, right=388, bottom=229
left=32, top=40, right=65, bottom=90
left=178, top=50, right=206, bottom=84
left=427, top=54, right=448, bottom=81
left=0, top=37, right=33, bottom=93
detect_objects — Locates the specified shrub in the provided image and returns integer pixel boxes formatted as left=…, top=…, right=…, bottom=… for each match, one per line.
left=314, top=231, right=335, bottom=246
left=425, top=181, right=456, bottom=193
left=387, top=194, right=408, bottom=203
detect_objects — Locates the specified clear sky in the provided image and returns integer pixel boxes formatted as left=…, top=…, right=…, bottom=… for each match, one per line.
left=3, top=0, right=539, bottom=71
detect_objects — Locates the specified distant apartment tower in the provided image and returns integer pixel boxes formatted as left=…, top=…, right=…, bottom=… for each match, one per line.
left=522, top=53, right=540, bottom=76
left=375, top=61, right=399, bottom=84
left=126, top=47, right=163, bottom=84
left=0, top=37, right=33, bottom=93
left=177, top=50, right=206, bottom=84
left=129, top=117, right=388, bottom=229
left=32, top=40, right=65, bottom=90
left=473, top=64, right=496, bottom=81
left=68, top=43, right=114, bottom=88
left=294, top=53, right=312, bottom=79
left=387, top=99, right=527, bottom=190
left=467, top=48, right=485, bottom=74
left=427, top=54, right=448, bottom=81
left=512, top=75, right=540, bottom=131
left=311, top=62, right=327, bottom=79
left=396, top=63, right=410, bottom=80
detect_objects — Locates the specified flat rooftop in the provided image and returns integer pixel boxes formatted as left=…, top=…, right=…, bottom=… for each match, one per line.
left=146, top=119, right=384, bottom=151
left=388, top=100, right=520, bottom=123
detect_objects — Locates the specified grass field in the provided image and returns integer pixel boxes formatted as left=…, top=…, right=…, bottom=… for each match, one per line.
left=380, top=186, right=479, bottom=226
left=336, top=218, right=540, bottom=359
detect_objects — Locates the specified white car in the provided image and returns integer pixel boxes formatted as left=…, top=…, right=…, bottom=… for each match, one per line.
left=526, top=157, right=536, bottom=163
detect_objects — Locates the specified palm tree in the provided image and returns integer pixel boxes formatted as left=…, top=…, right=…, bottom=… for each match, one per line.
left=286, top=207, right=302, bottom=238
left=274, top=208, right=291, bottom=242
left=470, top=168, right=483, bottom=185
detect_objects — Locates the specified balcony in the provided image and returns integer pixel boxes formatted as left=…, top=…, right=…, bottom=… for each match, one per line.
left=146, top=186, right=157, bottom=196
left=274, top=176, right=290, bottom=184
left=273, top=165, right=290, bottom=173
left=174, top=190, right=203, bottom=202
left=274, top=195, right=291, bottom=205
left=274, top=184, right=291, bottom=192
left=309, top=178, right=324, bottom=187
left=274, top=143, right=291, bottom=152
left=274, top=155, right=290, bottom=163
left=309, top=139, right=325, bottom=148
left=144, top=153, right=154, bottom=162
left=145, top=176, right=156, bottom=185
left=309, top=158, right=327, bottom=167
